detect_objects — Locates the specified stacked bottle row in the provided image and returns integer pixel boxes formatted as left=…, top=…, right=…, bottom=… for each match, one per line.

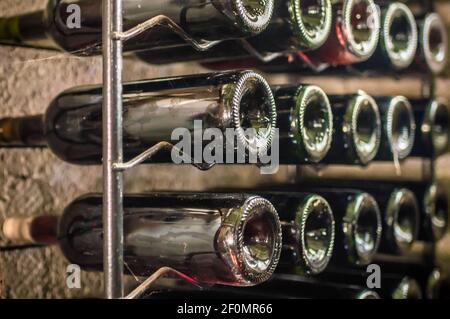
left=0, top=1, right=447, bottom=74
left=0, top=71, right=448, bottom=166
left=1, top=183, right=447, bottom=298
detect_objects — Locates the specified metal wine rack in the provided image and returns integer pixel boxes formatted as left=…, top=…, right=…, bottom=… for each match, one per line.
left=98, top=0, right=441, bottom=299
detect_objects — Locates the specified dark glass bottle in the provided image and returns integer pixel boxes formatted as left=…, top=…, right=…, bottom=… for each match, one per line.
left=414, top=13, right=448, bottom=75
left=318, top=268, right=423, bottom=299
left=356, top=2, right=418, bottom=72
left=377, top=188, right=420, bottom=255
left=374, top=96, right=416, bottom=161
left=254, top=0, right=381, bottom=73
left=147, top=273, right=380, bottom=299
left=422, top=183, right=448, bottom=242
left=308, top=189, right=382, bottom=266
left=137, top=0, right=333, bottom=65
left=323, top=91, right=381, bottom=165
left=262, top=193, right=335, bottom=275
left=391, top=276, right=423, bottom=299
left=0, top=0, right=274, bottom=55
left=427, top=268, right=450, bottom=299
left=274, top=84, right=333, bottom=164
left=0, top=71, right=277, bottom=167
left=0, top=115, right=46, bottom=147
left=58, top=192, right=282, bottom=286
left=410, top=98, right=450, bottom=158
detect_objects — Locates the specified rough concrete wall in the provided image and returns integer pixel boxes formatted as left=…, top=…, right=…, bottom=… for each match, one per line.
left=0, top=0, right=449, bottom=298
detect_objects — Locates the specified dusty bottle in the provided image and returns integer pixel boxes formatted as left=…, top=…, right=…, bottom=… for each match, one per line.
left=0, top=0, right=274, bottom=55
left=58, top=192, right=282, bottom=286
left=0, top=71, right=277, bottom=167
left=137, top=0, right=333, bottom=65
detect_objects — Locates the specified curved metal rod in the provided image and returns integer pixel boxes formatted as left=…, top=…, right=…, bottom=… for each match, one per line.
left=113, top=15, right=221, bottom=51
left=238, top=39, right=284, bottom=63
left=124, top=267, right=199, bottom=299
left=112, top=141, right=214, bottom=171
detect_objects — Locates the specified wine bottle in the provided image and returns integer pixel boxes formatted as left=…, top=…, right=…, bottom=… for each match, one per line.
left=0, top=71, right=277, bottom=166
left=323, top=91, right=381, bottom=165
left=427, top=268, right=450, bottom=299
left=410, top=98, right=450, bottom=158
left=296, top=180, right=445, bottom=243
left=0, top=0, right=275, bottom=55
left=249, top=189, right=380, bottom=268
left=253, top=0, right=381, bottom=73
left=378, top=188, right=420, bottom=254
left=58, top=192, right=282, bottom=286
left=145, top=273, right=380, bottom=299
left=136, top=0, right=333, bottom=65
left=356, top=2, right=418, bottom=71
left=391, top=276, right=423, bottom=299
left=274, top=84, right=333, bottom=164
left=263, top=193, right=335, bottom=275
left=415, top=13, right=448, bottom=75
left=262, top=274, right=381, bottom=299
left=374, top=96, right=416, bottom=161
left=422, top=183, right=448, bottom=242
left=308, top=189, right=382, bottom=266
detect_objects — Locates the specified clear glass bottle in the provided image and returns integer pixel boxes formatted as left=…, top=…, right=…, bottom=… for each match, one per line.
left=58, top=192, right=282, bottom=286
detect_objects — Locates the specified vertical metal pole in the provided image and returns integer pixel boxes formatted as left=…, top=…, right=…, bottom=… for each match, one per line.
left=102, top=0, right=124, bottom=298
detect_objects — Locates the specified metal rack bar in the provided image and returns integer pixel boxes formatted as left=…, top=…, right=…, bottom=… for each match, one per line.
left=102, top=0, right=124, bottom=299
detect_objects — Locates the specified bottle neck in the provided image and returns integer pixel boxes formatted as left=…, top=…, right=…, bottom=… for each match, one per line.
left=0, top=115, right=46, bottom=147
left=0, top=11, right=54, bottom=49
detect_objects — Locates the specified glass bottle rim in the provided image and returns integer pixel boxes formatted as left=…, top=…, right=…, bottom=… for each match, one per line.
left=385, top=188, right=419, bottom=253
left=383, top=2, right=418, bottom=69
left=423, top=183, right=448, bottom=241
left=424, top=99, right=450, bottom=156
left=288, top=0, right=333, bottom=50
left=392, top=277, right=423, bottom=299
left=346, top=91, right=381, bottom=164
left=293, top=85, right=333, bottom=162
left=295, top=194, right=335, bottom=274
left=222, top=196, right=282, bottom=285
left=343, top=193, right=382, bottom=265
left=385, top=96, right=416, bottom=160
left=421, top=13, right=448, bottom=75
left=230, top=71, right=277, bottom=158
left=232, top=0, right=275, bottom=34
left=342, top=0, right=380, bottom=59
